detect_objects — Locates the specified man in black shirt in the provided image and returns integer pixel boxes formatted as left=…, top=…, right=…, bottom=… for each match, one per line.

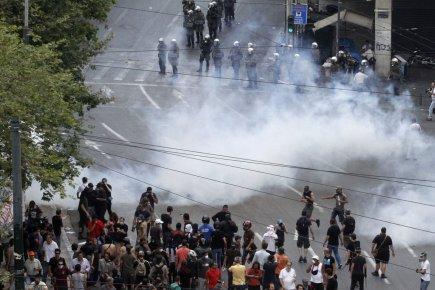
left=323, top=248, right=336, bottom=278
left=97, top=178, right=113, bottom=215
left=371, top=227, right=394, bottom=279
left=48, top=248, right=66, bottom=277
left=52, top=209, right=63, bottom=247
left=78, top=186, right=92, bottom=239
left=212, top=205, right=230, bottom=222
left=113, top=217, right=128, bottom=243
left=300, top=186, right=320, bottom=227
left=296, top=210, right=314, bottom=263
left=161, top=206, right=173, bottom=249
left=342, top=210, right=355, bottom=248
left=140, top=187, right=158, bottom=210
left=94, top=187, right=107, bottom=220
left=81, top=183, right=96, bottom=217
left=350, top=248, right=367, bottom=290
left=323, top=219, right=343, bottom=269
left=210, top=222, right=226, bottom=268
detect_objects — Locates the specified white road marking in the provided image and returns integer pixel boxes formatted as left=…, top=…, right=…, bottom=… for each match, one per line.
left=93, top=66, right=111, bottom=80
left=362, top=250, right=391, bottom=285
left=294, top=229, right=298, bottom=241
left=285, top=184, right=324, bottom=213
left=403, top=243, right=418, bottom=258
left=114, top=60, right=133, bottom=81
left=173, top=89, right=190, bottom=107
left=134, top=70, right=148, bottom=82
left=139, top=85, right=161, bottom=110
left=255, top=232, right=263, bottom=241
left=101, top=122, right=129, bottom=142
left=83, top=138, right=112, bottom=159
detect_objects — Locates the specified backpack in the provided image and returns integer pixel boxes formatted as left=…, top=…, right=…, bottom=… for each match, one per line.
left=151, top=265, right=165, bottom=285
left=297, top=217, right=309, bottom=233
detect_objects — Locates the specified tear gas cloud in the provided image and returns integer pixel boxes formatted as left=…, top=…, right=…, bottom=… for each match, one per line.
left=29, top=18, right=435, bottom=244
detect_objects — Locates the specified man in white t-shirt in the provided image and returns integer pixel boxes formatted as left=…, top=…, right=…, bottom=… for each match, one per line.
left=252, top=241, right=270, bottom=269
left=263, top=225, right=278, bottom=254
left=76, top=176, right=88, bottom=199
left=42, top=234, right=58, bottom=279
left=279, top=261, right=296, bottom=290
left=427, top=82, right=435, bottom=121
left=417, top=252, right=430, bottom=290
left=71, top=251, right=91, bottom=274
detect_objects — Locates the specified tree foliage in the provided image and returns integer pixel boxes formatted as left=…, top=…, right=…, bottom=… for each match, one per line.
left=0, top=23, right=92, bottom=200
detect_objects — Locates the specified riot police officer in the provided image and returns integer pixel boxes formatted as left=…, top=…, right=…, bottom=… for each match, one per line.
left=271, top=52, right=281, bottom=83
left=215, top=0, right=224, bottom=32
left=197, top=34, right=213, bottom=73
left=229, top=41, right=243, bottom=78
left=337, top=50, right=347, bottom=72
left=193, top=6, right=205, bottom=44
left=207, top=2, right=219, bottom=40
left=212, top=39, right=224, bottom=77
left=224, top=0, right=236, bottom=26
left=311, top=42, right=320, bottom=64
left=184, top=10, right=195, bottom=48
left=168, top=39, right=180, bottom=76
left=389, top=57, right=401, bottom=95
left=245, top=47, right=258, bottom=89
left=182, top=0, right=196, bottom=16
left=157, top=38, right=167, bottom=75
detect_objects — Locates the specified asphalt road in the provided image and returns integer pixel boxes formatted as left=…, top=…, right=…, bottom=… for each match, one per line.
left=59, top=0, right=435, bottom=289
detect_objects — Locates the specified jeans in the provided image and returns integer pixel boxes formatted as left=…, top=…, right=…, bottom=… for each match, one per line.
left=328, top=245, right=342, bottom=266
left=421, top=279, right=430, bottom=290
left=212, top=248, right=223, bottom=268
left=428, top=100, right=435, bottom=118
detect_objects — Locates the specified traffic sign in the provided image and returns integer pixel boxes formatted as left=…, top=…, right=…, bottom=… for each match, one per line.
left=292, top=3, right=308, bottom=25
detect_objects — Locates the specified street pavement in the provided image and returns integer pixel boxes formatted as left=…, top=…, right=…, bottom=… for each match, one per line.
left=57, top=0, right=435, bottom=289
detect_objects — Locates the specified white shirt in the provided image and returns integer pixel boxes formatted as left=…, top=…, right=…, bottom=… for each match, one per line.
left=71, top=257, right=91, bottom=273
left=252, top=249, right=270, bottom=269
left=279, top=267, right=296, bottom=290
left=421, top=260, right=431, bottom=281
left=354, top=72, right=368, bottom=85
left=309, top=263, right=323, bottom=284
left=71, top=272, right=86, bottom=290
left=263, top=231, right=278, bottom=253
left=76, top=182, right=87, bottom=198
left=42, top=241, right=58, bottom=262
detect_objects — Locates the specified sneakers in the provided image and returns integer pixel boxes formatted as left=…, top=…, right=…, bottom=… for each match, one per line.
left=381, top=274, right=387, bottom=279
left=371, top=271, right=379, bottom=277
left=315, top=219, right=320, bottom=228
left=298, top=256, right=303, bottom=263
left=303, top=257, right=307, bottom=263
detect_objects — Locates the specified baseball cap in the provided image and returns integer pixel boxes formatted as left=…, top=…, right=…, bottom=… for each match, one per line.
left=312, top=255, right=319, bottom=261
left=155, top=219, right=163, bottom=224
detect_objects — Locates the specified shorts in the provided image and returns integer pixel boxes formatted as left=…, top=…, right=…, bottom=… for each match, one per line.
left=375, top=253, right=390, bottom=264
left=297, top=235, right=310, bottom=249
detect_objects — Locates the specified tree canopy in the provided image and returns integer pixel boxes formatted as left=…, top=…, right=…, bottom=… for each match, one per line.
left=0, top=23, right=92, bottom=199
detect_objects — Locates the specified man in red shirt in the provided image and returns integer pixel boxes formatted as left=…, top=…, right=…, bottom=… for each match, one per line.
left=175, top=240, right=190, bottom=271
left=205, top=262, right=221, bottom=289
left=88, top=216, right=105, bottom=239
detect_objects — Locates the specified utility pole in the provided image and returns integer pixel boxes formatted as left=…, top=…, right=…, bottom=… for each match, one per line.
left=336, top=0, right=341, bottom=53
left=285, top=0, right=289, bottom=44
left=10, top=119, right=25, bottom=290
left=23, top=0, right=29, bottom=43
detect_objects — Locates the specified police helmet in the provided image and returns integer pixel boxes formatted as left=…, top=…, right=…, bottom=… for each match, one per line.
left=204, top=34, right=210, bottom=39
left=391, top=57, right=399, bottom=63
left=158, top=38, right=164, bottom=42
left=361, top=59, right=368, bottom=66
left=248, top=47, right=254, bottom=54
left=188, top=9, right=193, bottom=14
left=331, top=56, right=338, bottom=62
left=202, top=215, right=210, bottom=224
left=195, top=5, right=201, bottom=11
left=273, top=52, right=279, bottom=59
left=287, top=44, right=293, bottom=49
left=294, top=53, right=300, bottom=58
left=233, top=41, right=239, bottom=46
left=312, top=42, right=318, bottom=48
left=214, top=38, right=219, bottom=43
left=189, top=250, right=197, bottom=258
left=248, top=42, right=253, bottom=48
left=171, top=39, right=177, bottom=43
left=338, top=50, right=345, bottom=56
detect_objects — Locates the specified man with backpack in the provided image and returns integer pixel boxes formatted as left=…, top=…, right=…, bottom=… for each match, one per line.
left=150, top=255, right=169, bottom=290
left=296, top=211, right=314, bottom=263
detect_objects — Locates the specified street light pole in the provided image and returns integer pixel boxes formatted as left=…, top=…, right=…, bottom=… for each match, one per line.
left=285, top=0, right=289, bottom=43
left=23, top=0, right=29, bottom=43
left=10, top=119, right=25, bottom=290
left=336, top=0, right=341, bottom=53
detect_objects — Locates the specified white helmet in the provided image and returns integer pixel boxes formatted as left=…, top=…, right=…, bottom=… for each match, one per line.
left=331, top=56, right=338, bottom=62
left=248, top=42, right=253, bottom=48
left=248, top=47, right=254, bottom=54
left=195, top=5, right=201, bottom=11
left=312, top=42, right=318, bottom=48
left=171, top=39, right=177, bottom=43
left=214, top=38, right=219, bottom=43
left=391, top=57, right=399, bottom=63
left=204, top=34, right=210, bottom=39
left=361, top=59, right=368, bottom=66
left=273, top=52, right=279, bottom=59
left=188, top=9, right=193, bottom=14
left=294, top=53, right=300, bottom=58
left=287, top=44, right=293, bottom=49
left=158, top=38, right=164, bottom=42
left=233, top=41, right=239, bottom=46
left=338, top=50, right=345, bottom=56
left=212, top=1, right=217, bottom=5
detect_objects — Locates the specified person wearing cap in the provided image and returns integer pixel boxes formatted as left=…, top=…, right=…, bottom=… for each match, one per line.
left=350, top=248, right=366, bottom=290
left=157, top=39, right=167, bottom=74
left=149, top=218, right=164, bottom=250
left=306, top=255, right=323, bottom=290
left=417, top=252, right=430, bottom=290
left=275, top=219, right=287, bottom=249
left=228, top=256, right=246, bottom=289
left=342, top=209, right=355, bottom=248
left=24, top=251, right=43, bottom=283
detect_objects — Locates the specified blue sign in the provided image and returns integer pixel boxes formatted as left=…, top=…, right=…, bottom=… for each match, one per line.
left=292, top=3, right=308, bottom=25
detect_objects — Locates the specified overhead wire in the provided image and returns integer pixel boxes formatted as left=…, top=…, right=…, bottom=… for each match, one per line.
left=81, top=146, right=435, bottom=233
left=77, top=133, right=435, bottom=185
left=92, top=161, right=435, bottom=276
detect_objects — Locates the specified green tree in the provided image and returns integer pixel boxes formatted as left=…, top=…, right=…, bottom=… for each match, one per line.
left=0, top=23, right=93, bottom=200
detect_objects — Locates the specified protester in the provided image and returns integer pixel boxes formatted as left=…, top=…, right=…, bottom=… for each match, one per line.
left=246, top=261, right=262, bottom=290
left=279, top=261, right=296, bottom=290
left=371, top=227, right=395, bottom=279
left=416, top=252, right=430, bottom=290
left=350, top=248, right=367, bottom=290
